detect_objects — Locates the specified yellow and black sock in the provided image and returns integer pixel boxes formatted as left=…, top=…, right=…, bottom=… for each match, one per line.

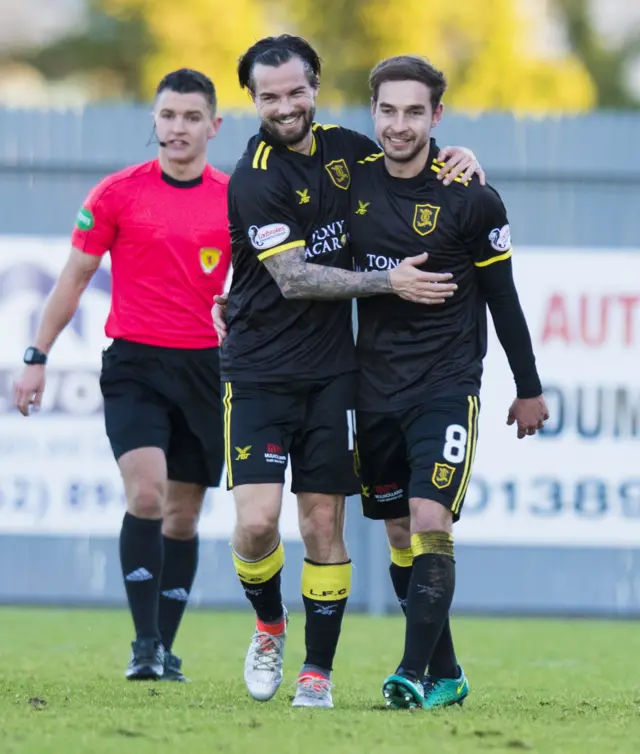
left=399, top=532, right=455, bottom=682
left=232, top=540, right=285, bottom=623
left=301, top=559, right=352, bottom=675
left=389, top=545, right=413, bottom=615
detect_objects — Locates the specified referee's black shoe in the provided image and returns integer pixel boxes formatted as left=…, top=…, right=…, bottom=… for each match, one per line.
left=160, top=651, right=190, bottom=682
left=125, top=637, right=165, bottom=680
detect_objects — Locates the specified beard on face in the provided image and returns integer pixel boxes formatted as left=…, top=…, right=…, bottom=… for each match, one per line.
left=261, top=105, right=315, bottom=147
left=381, top=132, right=429, bottom=164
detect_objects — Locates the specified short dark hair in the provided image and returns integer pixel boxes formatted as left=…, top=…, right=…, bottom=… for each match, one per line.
left=155, top=68, right=217, bottom=112
left=237, top=34, right=321, bottom=93
left=369, top=56, right=447, bottom=110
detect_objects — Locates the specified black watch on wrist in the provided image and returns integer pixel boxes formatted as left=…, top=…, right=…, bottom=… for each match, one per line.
left=23, top=346, right=48, bottom=365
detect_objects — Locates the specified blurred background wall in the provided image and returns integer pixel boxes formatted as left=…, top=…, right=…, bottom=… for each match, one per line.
left=0, top=0, right=638, bottom=616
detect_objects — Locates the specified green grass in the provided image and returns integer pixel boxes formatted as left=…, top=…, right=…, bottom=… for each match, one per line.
left=0, top=608, right=639, bottom=753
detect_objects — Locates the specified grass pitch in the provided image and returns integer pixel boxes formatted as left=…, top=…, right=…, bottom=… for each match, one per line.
left=0, top=607, right=639, bottom=754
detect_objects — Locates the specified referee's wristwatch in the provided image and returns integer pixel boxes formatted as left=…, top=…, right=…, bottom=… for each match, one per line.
left=23, top=346, right=48, bottom=365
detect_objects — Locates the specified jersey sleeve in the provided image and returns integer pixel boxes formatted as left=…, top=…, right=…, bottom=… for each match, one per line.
left=70, top=178, right=119, bottom=256
left=228, top=167, right=306, bottom=262
left=464, top=186, right=513, bottom=268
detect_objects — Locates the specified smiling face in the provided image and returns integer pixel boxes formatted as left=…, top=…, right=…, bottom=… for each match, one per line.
left=372, top=79, right=443, bottom=165
left=153, top=89, right=220, bottom=164
left=251, top=57, right=317, bottom=148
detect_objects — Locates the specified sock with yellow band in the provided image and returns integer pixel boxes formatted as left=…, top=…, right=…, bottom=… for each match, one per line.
left=398, top=531, right=455, bottom=683
left=232, top=540, right=285, bottom=625
left=389, top=545, right=413, bottom=615
left=300, top=559, right=352, bottom=677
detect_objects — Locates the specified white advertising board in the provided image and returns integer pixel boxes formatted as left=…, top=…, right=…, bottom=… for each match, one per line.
left=0, top=237, right=301, bottom=539
left=456, top=247, right=640, bottom=547
left=0, top=238, right=638, bottom=547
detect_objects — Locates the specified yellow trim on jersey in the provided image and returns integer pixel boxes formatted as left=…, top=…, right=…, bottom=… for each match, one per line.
left=312, top=122, right=339, bottom=131
left=430, top=160, right=471, bottom=186
left=357, top=152, right=384, bottom=165
left=475, top=248, right=513, bottom=268
left=288, top=133, right=317, bottom=156
left=252, top=141, right=272, bottom=170
left=223, top=382, right=234, bottom=488
left=256, top=239, right=305, bottom=262
left=260, top=145, right=272, bottom=170
left=451, top=396, right=479, bottom=515
left=252, top=141, right=265, bottom=169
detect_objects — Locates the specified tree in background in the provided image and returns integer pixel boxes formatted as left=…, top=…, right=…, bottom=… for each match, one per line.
left=103, top=0, right=275, bottom=108
left=553, top=0, right=640, bottom=109
left=3, top=0, right=153, bottom=100
left=8, top=0, right=640, bottom=112
left=283, top=0, right=597, bottom=113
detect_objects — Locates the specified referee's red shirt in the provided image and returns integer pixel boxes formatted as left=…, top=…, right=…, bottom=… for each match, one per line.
left=71, top=159, right=231, bottom=349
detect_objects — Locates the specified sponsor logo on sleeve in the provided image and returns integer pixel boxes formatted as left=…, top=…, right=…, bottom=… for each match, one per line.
left=488, top=224, right=511, bottom=252
left=76, top=207, right=95, bottom=231
left=248, top=223, right=291, bottom=250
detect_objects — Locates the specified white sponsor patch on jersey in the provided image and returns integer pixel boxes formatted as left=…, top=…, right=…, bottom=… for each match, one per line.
left=248, top=223, right=291, bottom=250
left=488, top=224, right=511, bottom=252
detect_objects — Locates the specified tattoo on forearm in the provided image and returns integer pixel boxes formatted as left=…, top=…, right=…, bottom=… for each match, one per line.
left=263, top=245, right=392, bottom=300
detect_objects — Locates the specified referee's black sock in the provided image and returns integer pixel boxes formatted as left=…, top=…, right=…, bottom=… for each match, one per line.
left=119, top=512, right=164, bottom=641
left=158, top=534, right=199, bottom=652
left=398, top=532, right=455, bottom=682
left=301, top=559, right=351, bottom=676
left=389, top=545, right=414, bottom=614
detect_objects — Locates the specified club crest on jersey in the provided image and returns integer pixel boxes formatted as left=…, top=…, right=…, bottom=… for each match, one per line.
left=325, top=159, right=351, bottom=190
left=199, top=248, right=221, bottom=274
left=412, top=203, right=440, bottom=236
left=432, top=463, right=455, bottom=489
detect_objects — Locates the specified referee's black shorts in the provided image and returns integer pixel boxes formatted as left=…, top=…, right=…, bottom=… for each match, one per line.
left=100, top=339, right=223, bottom=487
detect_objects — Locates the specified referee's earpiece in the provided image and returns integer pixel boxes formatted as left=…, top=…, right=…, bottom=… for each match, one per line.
left=147, top=122, right=168, bottom=148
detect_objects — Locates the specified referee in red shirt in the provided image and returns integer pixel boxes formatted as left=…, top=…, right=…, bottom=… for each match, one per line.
left=13, top=69, right=231, bottom=682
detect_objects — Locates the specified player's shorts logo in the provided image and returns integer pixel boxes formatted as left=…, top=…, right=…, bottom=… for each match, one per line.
left=325, top=159, right=351, bottom=190
left=235, top=446, right=252, bottom=461
left=412, top=203, right=440, bottom=236
left=199, top=247, right=221, bottom=274
left=432, top=462, right=456, bottom=489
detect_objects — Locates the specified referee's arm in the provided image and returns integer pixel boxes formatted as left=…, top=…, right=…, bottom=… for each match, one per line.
left=33, top=183, right=116, bottom=355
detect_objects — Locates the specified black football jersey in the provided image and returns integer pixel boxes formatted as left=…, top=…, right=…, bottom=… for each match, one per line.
left=221, top=122, right=376, bottom=382
left=351, top=139, right=513, bottom=410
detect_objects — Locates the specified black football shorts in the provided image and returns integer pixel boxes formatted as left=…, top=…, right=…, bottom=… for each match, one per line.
left=100, top=339, right=224, bottom=487
left=356, top=394, right=480, bottom=522
left=222, top=372, right=359, bottom=495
